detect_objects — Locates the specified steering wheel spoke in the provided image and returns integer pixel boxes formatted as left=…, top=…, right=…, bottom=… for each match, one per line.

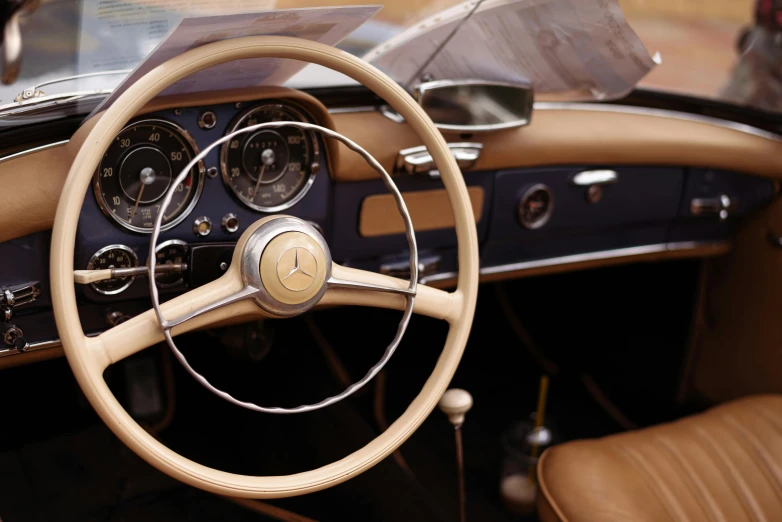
left=320, top=263, right=461, bottom=323
left=93, top=270, right=262, bottom=368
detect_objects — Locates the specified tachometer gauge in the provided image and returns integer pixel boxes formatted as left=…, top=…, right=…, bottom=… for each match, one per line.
left=87, top=245, right=139, bottom=295
left=220, top=104, right=319, bottom=212
left=94, top=119, right=204, bottom=233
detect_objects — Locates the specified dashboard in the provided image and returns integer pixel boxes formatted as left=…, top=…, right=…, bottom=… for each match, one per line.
left=0, top=86, right=779, bottom=364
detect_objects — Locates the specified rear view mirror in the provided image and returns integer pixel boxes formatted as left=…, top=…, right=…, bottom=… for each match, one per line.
left=414, top=79, right=533, bottom=132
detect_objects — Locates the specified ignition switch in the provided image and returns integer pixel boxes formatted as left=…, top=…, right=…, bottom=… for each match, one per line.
left=2, top=323, right=27, bottom=352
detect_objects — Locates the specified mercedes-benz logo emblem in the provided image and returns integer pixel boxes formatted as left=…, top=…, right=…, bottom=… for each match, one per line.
left=276, top=247, right=318, bottom=292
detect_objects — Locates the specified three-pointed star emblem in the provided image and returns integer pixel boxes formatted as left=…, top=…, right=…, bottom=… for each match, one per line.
left=277, top=247, right=318, bottom=291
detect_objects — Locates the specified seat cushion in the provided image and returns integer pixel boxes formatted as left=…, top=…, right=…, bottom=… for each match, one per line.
left=538, top=395, right=782, bottom=522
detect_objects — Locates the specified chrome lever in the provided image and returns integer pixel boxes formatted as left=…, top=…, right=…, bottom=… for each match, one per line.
left=396, top=142, right=483, bottom=178
left=1, top=281, right=41, bottom=321
left=73, top=264, right=187, bottom=285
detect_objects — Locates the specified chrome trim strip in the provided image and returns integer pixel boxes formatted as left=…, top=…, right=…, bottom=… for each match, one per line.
left=534, top=102, right=782, bottom=142
left=479, top=241, right=730, bottom=276
left=421, top=271, right=458, bottom=284
left=327, top=105, right=379, bottom=114
left=0, top=338, right=62, bottom=359
left=0, top=139, right=69, bottom=164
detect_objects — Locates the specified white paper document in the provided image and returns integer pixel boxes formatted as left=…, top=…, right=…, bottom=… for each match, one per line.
left=91, top=5, right=380, bottom=115
left=364, top=0, right=657, bottom=100
left=78, top=0, right=277, bottom=77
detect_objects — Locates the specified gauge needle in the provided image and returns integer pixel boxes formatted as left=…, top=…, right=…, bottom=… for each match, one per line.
left=253, top=164, right=266, bottom=202
left=129, top=183, right=145, bottom=223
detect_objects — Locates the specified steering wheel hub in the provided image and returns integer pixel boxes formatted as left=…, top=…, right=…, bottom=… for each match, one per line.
left=260, top=230, right=328, bottom=305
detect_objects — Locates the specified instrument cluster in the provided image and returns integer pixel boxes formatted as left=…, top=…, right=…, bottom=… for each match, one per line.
left=93, top=100, right=321, bottom=234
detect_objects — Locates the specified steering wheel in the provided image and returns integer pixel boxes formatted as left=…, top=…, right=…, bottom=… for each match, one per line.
left=50, top=36, right=479, bottom=498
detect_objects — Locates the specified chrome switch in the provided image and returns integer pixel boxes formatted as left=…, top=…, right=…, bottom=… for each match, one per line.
left=690, top=194, right=735, bottom=221
left=0, top=281, right=41, bottom=321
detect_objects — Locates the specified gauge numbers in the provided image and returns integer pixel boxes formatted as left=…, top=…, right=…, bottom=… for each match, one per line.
left=221, top=104, right=319, bottom=211
left=154, top=240, right=189, bottom=287
left=94, top=119, right=204, bottom=233
left=87, top=245, right=139, bottom=295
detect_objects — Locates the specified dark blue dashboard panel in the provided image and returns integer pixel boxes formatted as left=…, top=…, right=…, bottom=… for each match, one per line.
left=74, top=100, right=331, bottom=303
left=482, top=167, right=684, bottom=266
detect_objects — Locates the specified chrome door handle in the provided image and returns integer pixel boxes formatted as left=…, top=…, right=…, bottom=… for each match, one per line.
left=571, top=170, right=619, bottom=186
left=690, top=194, right=735, bottom=221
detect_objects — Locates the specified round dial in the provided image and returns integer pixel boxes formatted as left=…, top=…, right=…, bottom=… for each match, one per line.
left=94, top=119, right=204, bottom=233
left=518, top=184, right=554, bottom=230
left=87, top=245, right=139, bottom=295
left=153, top=240, right=189, bottom=287
left=221, top=104, right=319, bottom=211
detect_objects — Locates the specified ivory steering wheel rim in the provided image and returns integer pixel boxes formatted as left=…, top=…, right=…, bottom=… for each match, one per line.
left=50, top=36, right=479, bottom=498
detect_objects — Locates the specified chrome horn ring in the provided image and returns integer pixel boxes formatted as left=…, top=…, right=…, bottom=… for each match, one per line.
left=148, top=121, right=418, bottom=414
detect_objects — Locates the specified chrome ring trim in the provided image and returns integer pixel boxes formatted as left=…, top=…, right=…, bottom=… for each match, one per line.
left=86, top=244, right=139, bottom=295
left=92, top=118, right=206, bottom=234
left=534, top=102, right=782, bottom=142
left=150, top=239, right=188, bottom=288
left=220, top=102, right=321, bottom=213
left=150, top=121, right=417, bottom=414
left=518, top=183, right=554, bottom=230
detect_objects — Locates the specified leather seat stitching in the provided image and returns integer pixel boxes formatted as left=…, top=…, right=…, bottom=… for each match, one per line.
left=720, top=411, right=782, bottom=512
left=694, top=423, right=766, bottom=522
left=657, top=434, right=726, bottom=522
left=615, top=443, right=683, bottom=521
left=745, top=402, right=782, bottom=434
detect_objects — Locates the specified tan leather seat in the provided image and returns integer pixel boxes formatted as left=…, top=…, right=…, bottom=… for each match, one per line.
left=538, top=395, right=782, bottom=522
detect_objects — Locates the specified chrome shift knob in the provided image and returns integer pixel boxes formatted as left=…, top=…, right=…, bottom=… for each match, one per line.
left=439, top=388, right=473, bottom=426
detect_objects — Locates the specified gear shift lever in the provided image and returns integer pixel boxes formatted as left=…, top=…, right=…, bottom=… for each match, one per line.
left=439, top=388, right=473, bottom=522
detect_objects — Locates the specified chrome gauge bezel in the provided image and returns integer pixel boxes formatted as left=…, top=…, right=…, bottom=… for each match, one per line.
left=151, top=239, right=189, bottom=288
left=518, top=183, right=554, bottom=230
left=220, top=102, right=321, bottom=212
left=86, top=244, right=139, bottom=295
left=93, top=118, right=206, bottom=234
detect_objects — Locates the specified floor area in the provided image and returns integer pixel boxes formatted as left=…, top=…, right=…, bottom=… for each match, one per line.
left=0, top=260, right=703, bottom=521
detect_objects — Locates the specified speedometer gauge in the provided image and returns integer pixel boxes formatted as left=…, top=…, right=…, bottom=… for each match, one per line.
left=220, top=104, right=319, bottom=212
left=94, top=119, right=204, bottom=233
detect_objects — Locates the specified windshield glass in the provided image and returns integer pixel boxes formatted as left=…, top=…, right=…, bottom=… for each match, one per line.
left=0, top=0, right=775, bottom=117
